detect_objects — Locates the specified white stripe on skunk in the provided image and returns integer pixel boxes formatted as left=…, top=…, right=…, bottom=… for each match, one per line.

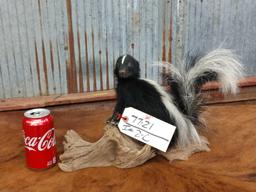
left=142, top=78, right=201, bottom=147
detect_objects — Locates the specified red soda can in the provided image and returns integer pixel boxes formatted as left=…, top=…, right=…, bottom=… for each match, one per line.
left=23, top=108, right=57, bottom=169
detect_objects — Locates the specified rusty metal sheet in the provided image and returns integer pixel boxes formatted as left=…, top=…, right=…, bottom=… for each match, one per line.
left=0, top=0, right=173, bottom=98
left=0, top=0, right=254, bottom=99
left=175, top=0, right=256, bottom=76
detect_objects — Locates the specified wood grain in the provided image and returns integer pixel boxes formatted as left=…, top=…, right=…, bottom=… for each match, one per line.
left=202, top=77, right=256, bottom=90
left=0, top=101, right=256, bottom=192
left=1, top=79, right=256, bottom=112
left=0, top=90, right=116, bottom=112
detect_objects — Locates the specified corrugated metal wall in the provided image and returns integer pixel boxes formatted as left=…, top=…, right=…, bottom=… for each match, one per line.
left=0, top=0, right=255, bottom=99
left=173, top=0, right=256, bottom=75
left=0, top=0, right=172, bottom=99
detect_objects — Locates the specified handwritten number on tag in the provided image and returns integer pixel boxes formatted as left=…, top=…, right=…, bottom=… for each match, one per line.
left=142, top=121, right=149, bottom=128
left=118, top=107, right=176, bottom=152
left=138, top=118, right=143, bottom=124
left=132, top=115, right=137, bottom=123
left=131, top=115, right=154, bottom=130
left=134, top=129, right=141, bottom=138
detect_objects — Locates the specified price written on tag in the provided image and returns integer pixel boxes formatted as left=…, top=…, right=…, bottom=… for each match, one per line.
left=118, top=107, right=176, bottom=152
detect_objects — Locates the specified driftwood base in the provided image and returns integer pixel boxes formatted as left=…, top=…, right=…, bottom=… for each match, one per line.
left=58, top=124, right=210, bottom=172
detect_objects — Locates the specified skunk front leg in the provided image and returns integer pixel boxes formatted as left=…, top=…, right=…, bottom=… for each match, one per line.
left=107, top=96, right=125, bottom=125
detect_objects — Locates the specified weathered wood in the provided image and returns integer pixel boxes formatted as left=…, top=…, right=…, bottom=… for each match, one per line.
left=0, top=77, right=256, bottom=112
left=203, top=86, right=256, bottom=104
left=202, top=76, right=256, bottom=91
left=0, top=90, right=115, bottom=112
left=0, top=101, right=256, bottom=191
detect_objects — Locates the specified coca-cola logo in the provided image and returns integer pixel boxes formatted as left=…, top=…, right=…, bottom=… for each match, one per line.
left=24, top=128, right=56, bottom=152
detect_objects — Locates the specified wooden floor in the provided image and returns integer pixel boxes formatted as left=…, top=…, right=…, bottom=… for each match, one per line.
left=0, top=100, right=256, bottom=192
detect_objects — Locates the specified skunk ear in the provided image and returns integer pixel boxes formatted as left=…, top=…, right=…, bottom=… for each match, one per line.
left=116, top=56, right=122, bottom=65
left=134, top=60, right=141, bottom=77
left=114, top=60, right=119, bottom=76
left=136, top=60, right=140, bottom=70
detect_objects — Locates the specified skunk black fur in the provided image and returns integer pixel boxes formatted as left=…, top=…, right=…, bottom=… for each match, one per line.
left=111, top=54, right=178, bottom=144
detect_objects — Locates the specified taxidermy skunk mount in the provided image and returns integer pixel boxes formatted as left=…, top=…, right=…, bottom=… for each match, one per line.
left=110, top=49, right=244, bottom=148
left=58, top=49, right=244, bottom=171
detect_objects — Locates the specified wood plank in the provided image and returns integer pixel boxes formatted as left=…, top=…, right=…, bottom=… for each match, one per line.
left=202, top=86, right=256, bottom=104
left=202, top=76, right=256, bottom=90
left=0, top=90, right=115, bottom=112
left=0, top=77, right=256, bottom=112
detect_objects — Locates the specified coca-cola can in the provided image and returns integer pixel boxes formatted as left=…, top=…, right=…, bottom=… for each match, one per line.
left=23, top=108, right=57, bottom=169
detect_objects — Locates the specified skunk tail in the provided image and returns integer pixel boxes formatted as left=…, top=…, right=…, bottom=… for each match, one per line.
left=163, top=49, right=244, bottom=126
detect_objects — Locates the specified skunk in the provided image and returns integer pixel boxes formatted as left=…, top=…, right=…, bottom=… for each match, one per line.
left=110, top=54, right=178, bottom=145
left=110, top=50, right=243, bottom=147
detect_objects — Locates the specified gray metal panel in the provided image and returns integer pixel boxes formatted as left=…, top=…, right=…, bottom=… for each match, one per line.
left=0, top=0, right=255, bottom=99
left=0, top=0, right=171, bottom=98
left=174, top=0, right=256, bottom=76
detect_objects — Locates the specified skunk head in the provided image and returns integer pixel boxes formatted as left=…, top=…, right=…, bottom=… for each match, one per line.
left=114, top=54, right=140, bottom=79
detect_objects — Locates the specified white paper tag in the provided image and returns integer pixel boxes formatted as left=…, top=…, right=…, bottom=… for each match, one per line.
left=118, top=107, right=176, bottom=152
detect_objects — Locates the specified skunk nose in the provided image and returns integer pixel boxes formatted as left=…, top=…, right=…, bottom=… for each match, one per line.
left=119, top=70, right=127, bottom=77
